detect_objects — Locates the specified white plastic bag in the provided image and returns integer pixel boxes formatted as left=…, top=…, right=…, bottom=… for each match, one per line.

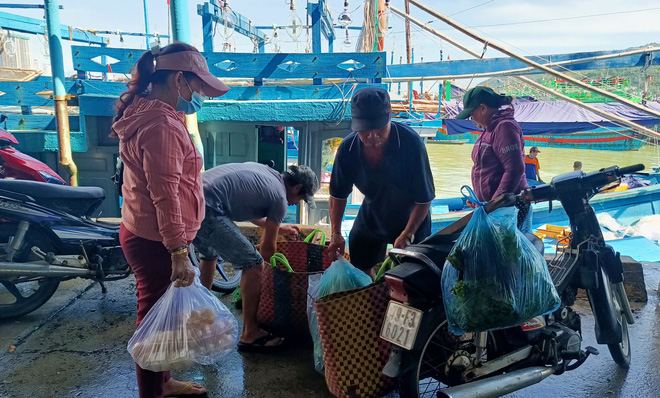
left=127, top=270, right=239, bottom=372
left=307, top=273, right=324, bottom=374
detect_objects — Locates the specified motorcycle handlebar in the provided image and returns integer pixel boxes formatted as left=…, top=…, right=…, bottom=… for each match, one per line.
left=516, top=163, right=646, bottom=205
left=616, top=163, right=645, bottom=176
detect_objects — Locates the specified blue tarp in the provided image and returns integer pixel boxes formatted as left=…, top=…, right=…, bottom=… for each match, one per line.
left=443, top=100, right=660, bottom=135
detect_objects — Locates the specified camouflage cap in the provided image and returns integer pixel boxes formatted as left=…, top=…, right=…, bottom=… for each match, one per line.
left=287, top=165, right=320, bottom=209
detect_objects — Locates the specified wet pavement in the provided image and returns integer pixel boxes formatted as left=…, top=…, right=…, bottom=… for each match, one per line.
left=0, top=264, right=659, bottom=398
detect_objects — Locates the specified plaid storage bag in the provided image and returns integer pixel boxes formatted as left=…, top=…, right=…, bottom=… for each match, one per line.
left=257, top=230, right=349, bottom=336
left=315, top=260, right=395, bottom=398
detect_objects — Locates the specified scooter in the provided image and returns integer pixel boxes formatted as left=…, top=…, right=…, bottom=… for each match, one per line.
left=0, top=179, right=128, bottom=319
left=0, top=126, right=65, bottom=184
left=381, top=164, right=642, bottom=398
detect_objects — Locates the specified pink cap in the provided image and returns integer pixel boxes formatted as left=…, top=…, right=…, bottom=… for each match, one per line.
left=155, top=51, right=229, bottom=97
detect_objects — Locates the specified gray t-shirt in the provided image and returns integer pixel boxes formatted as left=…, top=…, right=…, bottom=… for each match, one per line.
left=202, top=162, right=288, bottom=224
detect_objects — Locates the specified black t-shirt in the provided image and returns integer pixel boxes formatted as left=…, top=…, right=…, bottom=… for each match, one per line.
left=330, top=121, right=436, bottom=242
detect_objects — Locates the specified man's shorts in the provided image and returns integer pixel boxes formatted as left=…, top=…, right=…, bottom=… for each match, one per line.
left=193, top=212, right=263, bottom=271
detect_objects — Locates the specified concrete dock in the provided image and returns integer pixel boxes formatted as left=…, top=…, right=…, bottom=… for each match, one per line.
left=1, top=264, right=659, bottom=398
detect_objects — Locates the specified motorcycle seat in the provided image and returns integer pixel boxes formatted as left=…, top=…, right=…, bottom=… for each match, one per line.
left=0, top=179, right=106, bottom=218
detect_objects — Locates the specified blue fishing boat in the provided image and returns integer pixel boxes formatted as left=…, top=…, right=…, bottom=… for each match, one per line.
left=428, top=129, right=647, bottom=151
left=430, top=183, right=660, bottom=232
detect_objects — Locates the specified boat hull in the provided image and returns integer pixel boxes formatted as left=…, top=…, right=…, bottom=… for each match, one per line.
left=431, top=131, right=645, bottom=151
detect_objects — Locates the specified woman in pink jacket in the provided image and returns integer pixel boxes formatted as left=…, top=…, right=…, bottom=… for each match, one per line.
left=456, top=86, right=532, bottom=233
left=112, top=42, right=228, bottom=398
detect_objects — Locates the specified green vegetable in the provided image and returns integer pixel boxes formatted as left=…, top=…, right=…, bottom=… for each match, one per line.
left=447, top=247, right=465, bottom=271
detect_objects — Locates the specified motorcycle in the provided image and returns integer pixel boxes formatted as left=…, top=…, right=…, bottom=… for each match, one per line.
left=0, top=126, right=66, bottom=184
left=0, top=179, right=128, bottom=319
left=380, top=164, right=643, bottom=398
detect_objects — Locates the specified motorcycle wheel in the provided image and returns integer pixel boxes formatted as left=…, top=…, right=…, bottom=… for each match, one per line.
left=211, top=261, right=242, bottom=293
left=607, top=280, right=631, bottom=368
left=588, top=267, right=631, bottom=369
left=0, top=226, right=60, bottom=320
left=398, top=318, right=476, bottom=398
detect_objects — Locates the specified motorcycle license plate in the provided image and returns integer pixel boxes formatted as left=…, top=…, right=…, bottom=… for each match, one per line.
left=380, top=301, right=423, bottom=350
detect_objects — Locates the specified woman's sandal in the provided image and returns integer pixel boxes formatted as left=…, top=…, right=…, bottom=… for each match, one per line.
left=237, top=333, right=284, bottom=353
left=164, top=381, right=207, bottom=397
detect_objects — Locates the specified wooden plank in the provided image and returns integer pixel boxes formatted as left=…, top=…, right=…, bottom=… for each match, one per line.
left=72, top=46, right=386, bottom=80
left=204, top=52, right=385, bottom=79
left=72, top=46, right=141, bottom=75
left=388, top=49, right=660, bottom=79
left=10, top=130, right=87, bottom=152
left=198, top=98, right=353, bottom=123
left=75, top=81, right=383, bottom=101
left=0, top=11, right=105, bottom=45
left=0, top=77, right=80, bottom=107
left=215, top=83, right=382, bottom=101
left=2, top=114, right=79, bottom=131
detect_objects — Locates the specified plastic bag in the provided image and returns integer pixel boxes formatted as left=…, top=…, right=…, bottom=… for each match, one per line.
left=442, top=206, right=561, bottom=335
left=127, top=270, right=239, bottom=372
left=307, top=273, right=324, bottom=374
left=308, top=257, right=372, bottom=374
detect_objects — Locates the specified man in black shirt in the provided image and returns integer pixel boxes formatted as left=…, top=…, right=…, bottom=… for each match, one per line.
left=328, top=87, right=435, bottom=275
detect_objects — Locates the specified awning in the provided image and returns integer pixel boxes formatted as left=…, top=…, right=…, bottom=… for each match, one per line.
left=443, top=100, right=660, bottom=135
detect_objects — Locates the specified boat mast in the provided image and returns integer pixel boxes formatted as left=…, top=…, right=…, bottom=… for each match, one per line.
left=391, top=1, right=660, bottom=140
left=404, top=0, right=412, bottom=112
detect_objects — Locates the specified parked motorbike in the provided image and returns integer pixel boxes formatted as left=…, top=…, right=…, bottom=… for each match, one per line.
left=0, top=179, right=128, bottom=319
left=0, top=127, right=66, bottom=184
left=381, top=164, right=643, bottom=398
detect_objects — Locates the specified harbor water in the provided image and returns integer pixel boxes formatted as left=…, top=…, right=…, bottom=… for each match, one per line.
left=426, top=143, right=660, bottom=198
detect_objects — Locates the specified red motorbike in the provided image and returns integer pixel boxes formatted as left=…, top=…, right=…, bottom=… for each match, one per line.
left=0, top=127, right=65, bottom=184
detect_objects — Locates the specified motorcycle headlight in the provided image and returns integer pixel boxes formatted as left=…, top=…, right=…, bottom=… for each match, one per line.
left=38, top=171, right=66, bottom=185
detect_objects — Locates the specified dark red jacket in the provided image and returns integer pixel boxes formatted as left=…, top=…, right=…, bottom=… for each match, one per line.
left=471, top=107, right=528, bottom=202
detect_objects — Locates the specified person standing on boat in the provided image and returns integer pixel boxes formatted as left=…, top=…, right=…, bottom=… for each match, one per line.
left=327, top=87, right=436, bottom=276
left=525, top=146, right=543, bottom=185
left=456, top=86, right=532, bottom=233
left=112, top=42, right=229, bottom=398
left=195, top=163, right=318, bottom=352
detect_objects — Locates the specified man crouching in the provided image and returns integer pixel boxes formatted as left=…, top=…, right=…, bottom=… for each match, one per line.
left=196, top=162, right=319, bottom=352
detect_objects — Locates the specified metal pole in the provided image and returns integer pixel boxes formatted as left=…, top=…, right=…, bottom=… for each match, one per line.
left=404, top=0, right=411, bottom=113
left=391, top=3, right=660, bottom=140
left=44, top=0, right=77, bottom=186
left=408, top=0, right=660, bottom=120
left=169, top=0, right=205, bottom=165
left=169, top=0, right=191, bottom=43
left=397, top=56, right=402, bottom=96
left=142, top=0, right=150, bottom=48
left=389, top=50, right=394, bottom=92
left=386, top=46, right=660, bottom=83
left=409, top=48, right=414, bottom=113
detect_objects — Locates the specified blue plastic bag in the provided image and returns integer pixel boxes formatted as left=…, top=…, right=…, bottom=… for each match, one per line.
left=441, top=206, right=561, bottom=335
left=308, top=257, right=372, bottom=373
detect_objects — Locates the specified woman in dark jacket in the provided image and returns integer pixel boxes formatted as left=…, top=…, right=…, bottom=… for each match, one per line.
left=456, top=86, right=532, bottom=232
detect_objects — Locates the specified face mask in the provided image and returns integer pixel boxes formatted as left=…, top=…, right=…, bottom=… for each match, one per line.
left=176, top=76, right=204, bottom=114
left=529, top=153, right=536, bottom=159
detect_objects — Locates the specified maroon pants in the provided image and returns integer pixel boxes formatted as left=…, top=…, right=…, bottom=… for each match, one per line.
left=120, top=224, right=173, bottom=398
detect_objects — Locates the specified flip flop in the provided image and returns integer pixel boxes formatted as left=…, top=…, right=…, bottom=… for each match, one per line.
left=164, top=381, right=207, bottom=398
left=237, top=333, right=285, bottom=353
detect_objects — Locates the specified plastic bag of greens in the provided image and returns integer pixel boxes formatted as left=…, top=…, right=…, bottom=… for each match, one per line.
left=128, top=269, right=239, bottom=372
left=308, top=257, right=372, bottom=374
left=441, top=206, right=560, bottom=335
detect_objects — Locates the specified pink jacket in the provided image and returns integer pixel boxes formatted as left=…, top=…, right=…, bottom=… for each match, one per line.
left=113, top=97, right=204, bottom=248
left=471, top=107, right=528, bottom=202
